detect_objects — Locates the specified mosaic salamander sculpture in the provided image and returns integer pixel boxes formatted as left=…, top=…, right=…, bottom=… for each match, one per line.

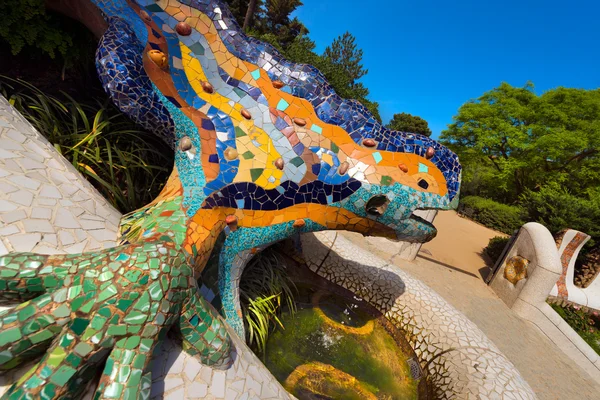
left=0, top=0, right=461, bottom=398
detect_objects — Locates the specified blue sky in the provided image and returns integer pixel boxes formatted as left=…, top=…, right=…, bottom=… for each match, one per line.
left=295, top=0, right=600, bottom=138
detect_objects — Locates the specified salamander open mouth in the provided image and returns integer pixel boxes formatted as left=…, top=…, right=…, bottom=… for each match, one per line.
left=404, top=209, right=438, bottom=243
left=362, top=199, right=439, bottom=243
left=410, top=211, right=436, bottom=231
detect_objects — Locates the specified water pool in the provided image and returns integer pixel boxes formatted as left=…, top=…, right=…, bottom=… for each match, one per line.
left=263, top=284, right=418, bottom=399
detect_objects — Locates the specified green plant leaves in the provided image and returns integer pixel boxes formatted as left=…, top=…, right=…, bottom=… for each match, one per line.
left=459, top=196, right=525, bottom=234
left=443, top=82, right=600, bottom=248
left=1, top=76, right=173, bottom=213
left=239, top=248, right=297, bottom=356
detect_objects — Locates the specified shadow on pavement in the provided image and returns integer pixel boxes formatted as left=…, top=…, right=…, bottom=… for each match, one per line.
left=416, top=254, right=480, bottom=279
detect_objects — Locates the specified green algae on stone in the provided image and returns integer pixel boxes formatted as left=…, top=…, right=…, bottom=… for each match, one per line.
left=264, top=287, right=418, bottom=400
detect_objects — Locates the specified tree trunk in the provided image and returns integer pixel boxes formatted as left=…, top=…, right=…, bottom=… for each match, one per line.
left=243, top=0, right=257, bottom=30
left=514, top=169, right=524, bottom=197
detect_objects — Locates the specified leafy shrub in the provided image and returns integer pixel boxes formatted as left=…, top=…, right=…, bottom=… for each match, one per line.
left=0, top=0, right=92, bottom=63
left=550, top=302, right=600, bottom=355
left=1, top=77, right=173, bottom=213
left=459, top=196, right=525, bottom=234
left=484, top=236, right=511, bottom=264
left=198, top=241, right=297, bottom=355
left=522, top=183, right=600, bottom=248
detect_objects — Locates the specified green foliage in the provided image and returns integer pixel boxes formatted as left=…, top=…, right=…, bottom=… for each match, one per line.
left=239, top=248, right=297, bottom=354
left=550, top=303, right=600, bottom=355
left=224, top=0, right=306, bottom=47
left=0, top=0, right=96, bottom=67
left=264, top=0, right=305, bottom=45
left=1, top=0, right=67, bottom=57
left=441, top=83, right=600, bottom=202
left=323, top=32, right=368, bottom=84
left=459, top=196, right=525, bottom=234
left=522, top=183, right=600, bottom=248
left=283, top=33, right=381, bottom=121
left=484, top=236, right=511, bottom=264
left=442, top=83, right=600, bottom=246
left=386, top=112, right=432, bottom=136
left=224, top=0, right=261, bottom=23
left=321, top=32, right=381, bottom=121
left=1, top=77, right=173, bottom=213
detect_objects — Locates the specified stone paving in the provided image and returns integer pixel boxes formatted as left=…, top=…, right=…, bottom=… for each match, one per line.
left=148, top=331, right=289, bottom=400
left=341, top=227, right=600, bottom=400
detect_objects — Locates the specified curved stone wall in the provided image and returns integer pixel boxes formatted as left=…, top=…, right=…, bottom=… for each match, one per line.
left=299, top=231, right=536, bottom=399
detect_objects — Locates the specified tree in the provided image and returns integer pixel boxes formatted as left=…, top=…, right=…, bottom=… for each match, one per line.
left=0, top=0, right=73, bottom=58
left=265, top=0, right=302, bottom=29
left=265, top=0, right=306, bottom=46
left=442, top=82, right=600, bottom=247
left=386, top=112, right=432, bottom=136
left=321, top=32, right=380, bottom=120
left=440, top=82, right=600, bottom=204
left=223, top=0, right=260, bottom=27
left=225, top=0, right=306, bottom=45
left=522, top=183, right=600, bottom=248
left=323, top=32, right=367, bottom=86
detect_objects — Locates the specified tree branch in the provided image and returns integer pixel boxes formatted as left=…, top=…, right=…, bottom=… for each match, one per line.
left=487, top=155, right=502, bottom=172
left=550, top=149, right=598, bottom=171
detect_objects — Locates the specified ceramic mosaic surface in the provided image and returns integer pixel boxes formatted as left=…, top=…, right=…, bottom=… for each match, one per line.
left=0, top=0, right=464, bottom=398
left=0, top=100, right=121, bottom=257
left=0, top=95, right=292, bottom=400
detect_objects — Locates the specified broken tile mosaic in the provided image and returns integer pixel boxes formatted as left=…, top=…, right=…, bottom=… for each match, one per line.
left=0, top=0, right=463, bottom=398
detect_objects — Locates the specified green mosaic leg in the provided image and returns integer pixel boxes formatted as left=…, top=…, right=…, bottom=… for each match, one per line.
left=0, top=253, right=67, bottom=304
left=3, top=326, right=108, bottom=400
left=0, top=239, right=234, bottom=398
left=179, top=289, right=232, bottom=368
left=0, top=293, right=64, bottom=371
left=93, top=334, right=160, bottom=400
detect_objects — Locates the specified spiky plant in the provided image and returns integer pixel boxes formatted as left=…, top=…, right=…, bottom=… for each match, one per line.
left=1, top=76, right=173, bottom=213
left=239, top=247, right=297, bottom=355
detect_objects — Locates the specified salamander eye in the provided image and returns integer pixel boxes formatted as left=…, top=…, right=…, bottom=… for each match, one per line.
left=417, top=179, right=429, bottom=190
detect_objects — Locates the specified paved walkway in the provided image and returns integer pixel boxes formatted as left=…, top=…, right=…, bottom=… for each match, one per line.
left=341, top=211, right=600, bottom=400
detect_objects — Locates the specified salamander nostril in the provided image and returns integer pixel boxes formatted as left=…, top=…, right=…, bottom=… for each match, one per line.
left=365, top=195, right=389, bottom=217
left=418, top=179, right=429, bottom=190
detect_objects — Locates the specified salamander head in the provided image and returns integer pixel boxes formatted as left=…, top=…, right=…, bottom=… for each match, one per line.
left=330, top=128, right=461, bottom=242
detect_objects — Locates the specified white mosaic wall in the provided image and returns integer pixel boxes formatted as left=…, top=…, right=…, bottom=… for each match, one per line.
left=0, top=96, right=121, bottom=256
left=148, top=330, right=291, bottom=400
